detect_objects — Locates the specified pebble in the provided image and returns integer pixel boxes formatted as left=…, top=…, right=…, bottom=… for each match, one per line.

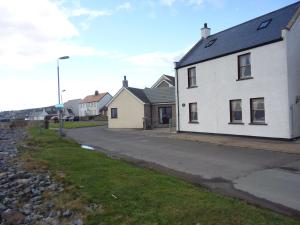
left=0, top=128, right=84, bottom=225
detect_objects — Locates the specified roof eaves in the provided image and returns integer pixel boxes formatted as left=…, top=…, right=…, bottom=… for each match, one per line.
left=176, top=39, right=204, bottom=69
left=286, top=4, right=300, bottom=30
left=126, top=88, right=149, bottom=104
left=176, top=37, right=283, bottom=69
left=106, top=87, right=125, bottom=107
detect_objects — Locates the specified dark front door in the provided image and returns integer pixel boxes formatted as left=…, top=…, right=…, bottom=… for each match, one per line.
left=159, top=107, right=172, bottom=124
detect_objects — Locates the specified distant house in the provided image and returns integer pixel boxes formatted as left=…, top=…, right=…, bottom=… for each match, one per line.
left=64, top=99, right=81, bottom=117
left=79, top=91, right=112, bottom=117
left=151, top=74, right=175, bottom=88
left=107, top=76, right=176, bottom=129
left=28, top=109, right=48, bottom=121
left=175, top=2, right=300, bottom=139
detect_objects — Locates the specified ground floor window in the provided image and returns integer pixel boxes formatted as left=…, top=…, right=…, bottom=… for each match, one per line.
left=250, top=98, right=265, bottom=123
left=230, top=100, right=242, bottom=123
left=189, top=103, right=198, bottom=122
left=159, top=107, right=172, bottom=124
left=111, top=108, right=118, bottom=118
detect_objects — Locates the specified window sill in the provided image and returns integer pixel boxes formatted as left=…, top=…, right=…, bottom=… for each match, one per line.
left=187, top=86, right=198, bottom=89
left=111, top=117, right=118, bottom=119
left=228, top=122, right=244, bottom=125
left=248, top=122, right=268, bottom=126
left=236, top=77, right=253, bottom=81
left=189, top=121, right=199, bottom=124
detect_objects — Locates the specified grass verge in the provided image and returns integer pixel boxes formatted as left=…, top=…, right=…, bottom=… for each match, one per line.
left=21, top=128, right=300, bottom=225
left=50, top=121, right=107, bottom=129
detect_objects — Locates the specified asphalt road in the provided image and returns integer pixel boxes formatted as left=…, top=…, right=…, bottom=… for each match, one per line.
left=66, top=126, right=300, bottom=217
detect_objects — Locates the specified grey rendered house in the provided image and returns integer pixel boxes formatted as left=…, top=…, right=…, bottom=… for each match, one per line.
left=107, top=76, right=176, bottom=129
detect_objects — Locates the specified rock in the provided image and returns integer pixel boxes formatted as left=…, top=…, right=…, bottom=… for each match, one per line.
left=1, top=210, right=25, bottom=225
left=15, top=178, right=30, bottom=185
left=45, top=201, right=54, bottom=209
left=72, top=219, right=84, bottom=225
left=0, top=203, right=7, bottom=212
left=63, top=209, right=72, bottom=217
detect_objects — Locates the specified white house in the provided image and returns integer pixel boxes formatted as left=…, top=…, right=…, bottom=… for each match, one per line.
left=175, top=2, right=300, bottom=139
left=28, top=109, right=48, bottom=121
left=79, top=91, right=112, bottom=117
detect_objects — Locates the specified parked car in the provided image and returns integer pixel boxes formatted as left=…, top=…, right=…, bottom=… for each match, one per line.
left=50, top=115, right=59, bottom=123
left=73, top=116, right=79, bottom=121
left=0, top=118, right=11, bottom=122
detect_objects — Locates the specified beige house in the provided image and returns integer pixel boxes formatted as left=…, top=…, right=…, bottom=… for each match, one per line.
left=107, top=76, right=176, bottom=129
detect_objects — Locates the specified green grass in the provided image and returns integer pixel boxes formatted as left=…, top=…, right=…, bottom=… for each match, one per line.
left=50, top=121, right=107, bottom=129
left=22, top=128, right=300, bottom=225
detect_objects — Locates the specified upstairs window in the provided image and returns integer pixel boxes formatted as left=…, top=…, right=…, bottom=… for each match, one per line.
left=111, top=108, right=118, bottom=118
left=238, top=53, right=251, bottom=80
left=257, top=19, right=272, bottom=30
left=205, top=38, right=217, bottom=48
left=230, top=100, right=243, bottom=123
left=188, top=67, right=197, bottom=88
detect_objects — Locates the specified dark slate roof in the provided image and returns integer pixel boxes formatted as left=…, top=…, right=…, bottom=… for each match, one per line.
left=144, top=87, right=175, bottom=103
left=126, top=87, right=175, bottom=104
left=176, top=1, right=300, bottom=69
left=127, top=87, right=150, bottom=103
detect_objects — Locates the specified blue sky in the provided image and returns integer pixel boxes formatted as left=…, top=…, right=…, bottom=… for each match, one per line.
left=0, top=0, right=298, bottom=111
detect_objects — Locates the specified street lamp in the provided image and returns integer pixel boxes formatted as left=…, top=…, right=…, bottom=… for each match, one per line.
left=57, top=56, right=70, bottom=137
left=61, top=89, right=66, bottom=104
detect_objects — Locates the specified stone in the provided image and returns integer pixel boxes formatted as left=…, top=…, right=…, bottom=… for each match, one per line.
left=1, top=210, right=25, bottom=225
left=72, top=219, right=84, bottom=225
left=63, top=209, right=72, bottom=217
left=0, top=203, right=7, bottom=212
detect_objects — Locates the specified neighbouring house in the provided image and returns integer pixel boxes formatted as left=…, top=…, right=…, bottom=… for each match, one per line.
left=64, top=99, right=81, bottom=117
left=151, top=74, right=175, bottom=88
left=107, top=76, right=176, bottom=129
left=175, top=2, right=300, bottom=139
left=79, top=91, right=112, bottom=117
left=28, top=109, right=48, bottom=121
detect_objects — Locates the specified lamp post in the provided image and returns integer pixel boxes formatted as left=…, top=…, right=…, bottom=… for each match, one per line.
left=57, top=56, right=69, bottom=137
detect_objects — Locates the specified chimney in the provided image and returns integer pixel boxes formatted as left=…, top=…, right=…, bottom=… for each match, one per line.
left=95, top=90, right=99, bottom=96
left=122, top=75, right=128, bottom=88
left=201, top=23, right=211, bottom=39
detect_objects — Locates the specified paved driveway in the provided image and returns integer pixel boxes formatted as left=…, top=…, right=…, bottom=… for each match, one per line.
left=66, top=127, right=300, bottom=217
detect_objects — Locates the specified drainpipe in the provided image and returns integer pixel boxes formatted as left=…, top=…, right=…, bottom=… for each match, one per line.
left=175, top=62, right=180, bottom=132
left=290, top=104, right=294, bottom=139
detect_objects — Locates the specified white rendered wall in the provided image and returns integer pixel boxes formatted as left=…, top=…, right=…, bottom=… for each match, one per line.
left=177, top=41, right=290, bottom=138
left=286, top=15, right=300, bottom=138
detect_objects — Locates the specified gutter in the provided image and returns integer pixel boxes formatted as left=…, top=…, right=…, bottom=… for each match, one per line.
left=175, top=64, right=180, bottom=132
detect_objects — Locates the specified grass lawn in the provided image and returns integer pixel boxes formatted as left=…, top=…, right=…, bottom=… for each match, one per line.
left=21, top=128, right=300, bottom=225
left=50, top=121, right=107, bottom=129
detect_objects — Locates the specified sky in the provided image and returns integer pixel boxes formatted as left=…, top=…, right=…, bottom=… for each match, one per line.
left=0, top=0, right=298, bottom=111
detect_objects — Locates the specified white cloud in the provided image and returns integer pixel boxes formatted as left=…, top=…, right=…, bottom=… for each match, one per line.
left=116, top=2, right=132, bottom=11
left=160, top=0, right=224, bottom=7
left=0, top=0, right=121, bottom=68
left=122, top=47, right=189, bottom=68
left=161, top=0, right=176, bottom=6
left=70, top=8, right=111, bottom=18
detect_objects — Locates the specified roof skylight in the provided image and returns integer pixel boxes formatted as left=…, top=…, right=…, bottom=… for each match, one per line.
left=205, top=38, right=217, bottom=48
left=257, top=19, right=272, bottom=30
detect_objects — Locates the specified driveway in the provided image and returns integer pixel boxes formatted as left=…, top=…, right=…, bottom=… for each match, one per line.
left=66, top=127, right=300, bottom=217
